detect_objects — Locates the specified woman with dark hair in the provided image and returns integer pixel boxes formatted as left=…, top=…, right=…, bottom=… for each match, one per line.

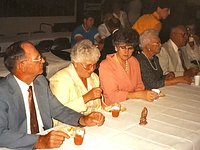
left=99, top=27, right=158, bottom=105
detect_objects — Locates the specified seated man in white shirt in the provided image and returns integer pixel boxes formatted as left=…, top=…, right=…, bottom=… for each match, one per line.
left=157, top=25, right=199, bottom=77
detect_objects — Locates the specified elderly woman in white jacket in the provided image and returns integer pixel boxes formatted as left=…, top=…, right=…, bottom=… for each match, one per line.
left=50, top=39, right=102, bottom=126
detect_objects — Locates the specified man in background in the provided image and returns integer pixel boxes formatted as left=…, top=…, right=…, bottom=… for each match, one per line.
left=71, top=12, right=103, bottom=49
left=132, top=0, right=171, bottom=34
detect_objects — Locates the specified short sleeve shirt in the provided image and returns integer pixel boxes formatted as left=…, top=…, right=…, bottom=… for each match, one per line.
left=132, top=11, right=160, bottom=34
left=71, top=24, right=99, bottom=46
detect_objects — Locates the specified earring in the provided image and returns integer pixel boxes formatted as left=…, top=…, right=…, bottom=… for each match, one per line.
left=115, top=48, right=118, bottom=51
left=148, top=48, right=151, bottom=51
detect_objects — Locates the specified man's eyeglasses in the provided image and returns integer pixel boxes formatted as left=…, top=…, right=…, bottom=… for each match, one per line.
left=118, top=45, right=134, bottom=51
left=174, top=32, right=188, bottom=38
left=22, top=56, right=44, bottom=63
left=151, top=42, right=162, bottom=47
left=80, top=63, right=96, bottom=70
left=32, top=56, right=44, bottom=62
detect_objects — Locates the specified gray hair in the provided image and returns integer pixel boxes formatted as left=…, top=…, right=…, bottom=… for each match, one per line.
left=170, top=25, right=186, bottom=35
left=139, top=29, right=159, bottom=49
left=4, top=41, right=29, bottom=72
left=70, top=39, right=100, bottom=63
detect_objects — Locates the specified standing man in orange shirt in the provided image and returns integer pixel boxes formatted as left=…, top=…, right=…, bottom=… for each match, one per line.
left=132, top=0, right=171, bottom=34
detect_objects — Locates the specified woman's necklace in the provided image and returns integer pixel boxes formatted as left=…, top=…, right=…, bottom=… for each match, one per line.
left=125, top=60, right=128, bottom=73
left=115, top=54, right=129, bottom=73
left=142, top=52, right=158, bottom=70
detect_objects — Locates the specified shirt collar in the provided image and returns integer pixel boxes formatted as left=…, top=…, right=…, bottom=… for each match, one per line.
left=169, top=39, right=179, bottom=53
left=14, top=75, right=33, bottom=91
left=82, top=24, right=90, bottom=32
left=152, top=11, right=160, bottom=20
left=112, top=29, right=119, bottom=34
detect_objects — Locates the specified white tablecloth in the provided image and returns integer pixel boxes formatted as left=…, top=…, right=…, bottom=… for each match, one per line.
left=0, top=52, right=70, bottom=79
left=37, top=84, right=200, bottom=150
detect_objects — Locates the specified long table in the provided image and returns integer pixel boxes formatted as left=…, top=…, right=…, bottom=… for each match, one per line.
left=0, top=84, right=200, bottom=150
left=0, top=52, right=70, bottom=79
left=37, top=84, right=200, bottom=150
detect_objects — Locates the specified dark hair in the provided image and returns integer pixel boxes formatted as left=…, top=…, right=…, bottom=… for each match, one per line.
left=4, top=41, right=26, bottom=72
left=106, top=16, right=121, bottom=31
left=112, top=27, right=139, bottom=48
left=157, top=0, right=171, bottom=9
left=83, top=12, right=95, bottom=20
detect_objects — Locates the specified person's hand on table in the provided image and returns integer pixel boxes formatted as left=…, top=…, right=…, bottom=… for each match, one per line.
left=177, top=76, right=192, bottom=84
left=143, top=90, right=159, bottom=102
left=184, top=67, right=199, bottom=77
left=79, top=112, right=105, bottom=127
left=34, top=130, right=70, bottom=149
left=129, top=90, right=159, bottom=102
left=165, top=71, right=175, bottom=80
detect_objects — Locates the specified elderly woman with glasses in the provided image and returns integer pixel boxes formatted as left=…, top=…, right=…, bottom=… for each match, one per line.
left=135, top=29, right=192, bottom=90
left=50, top=39, right=102, bottom=126
left=99, top=27, right=158, bottom=106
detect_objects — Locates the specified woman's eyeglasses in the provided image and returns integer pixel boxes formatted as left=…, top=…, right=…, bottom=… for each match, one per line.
left=80, top=63, right=96, bottom=70
left=118, top=45, right=134, bottom=51
left=151, top=42, right=162, bottom=47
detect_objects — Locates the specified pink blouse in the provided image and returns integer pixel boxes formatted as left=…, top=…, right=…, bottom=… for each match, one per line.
left=99, top=54, right=144, bottom=105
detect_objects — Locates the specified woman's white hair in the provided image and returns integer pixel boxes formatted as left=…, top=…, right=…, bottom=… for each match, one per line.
left=70, top=39, right=100, bottom=62
left=139, top=29, right=159, bottom=49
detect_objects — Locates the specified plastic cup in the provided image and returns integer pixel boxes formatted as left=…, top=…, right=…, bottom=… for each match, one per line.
left=151, top=89, right=160, bottom=101
left=151, top=89, right=160, bottom=94
left=74, top=127, right=85, bottom=145
left=194, top=75, right=200, bottom=86
left=111, top=106, right=120, bottom=117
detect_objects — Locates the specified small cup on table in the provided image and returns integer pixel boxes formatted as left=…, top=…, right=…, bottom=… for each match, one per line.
left=111, top=105, right=121, bottom=117
left=194, top=75, right=200, bottom=86
left=74, top=127, right=85, bottom=145
left=151, top=89, right=160, bottom=95
left=151, top=89, right=160, bottom=101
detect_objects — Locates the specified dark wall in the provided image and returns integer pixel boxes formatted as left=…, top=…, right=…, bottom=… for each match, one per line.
left=160, top=0, right=199, bottom=42
left=0, top=0, right=75, bottom=17
left=76, top=0, right=102, bottom=26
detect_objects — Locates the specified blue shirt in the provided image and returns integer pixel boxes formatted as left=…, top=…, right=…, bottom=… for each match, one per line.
left=71, top=24, right=99, bottom=46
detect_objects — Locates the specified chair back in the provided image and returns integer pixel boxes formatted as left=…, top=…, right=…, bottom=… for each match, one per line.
left=35, top=40, right=54, bottom=53
left=53, top=37, right=71, bottom=51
